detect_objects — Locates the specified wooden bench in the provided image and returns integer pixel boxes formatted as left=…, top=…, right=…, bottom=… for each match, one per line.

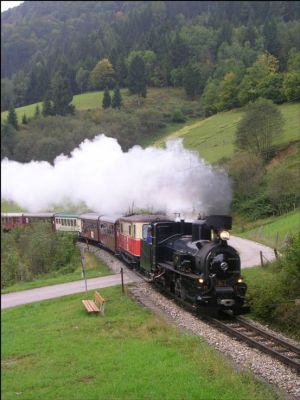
left=82, top=291, right=105, bottom=315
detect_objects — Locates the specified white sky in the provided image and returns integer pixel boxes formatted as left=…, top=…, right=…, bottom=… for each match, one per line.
left=1, top=1, right=24, bottom=12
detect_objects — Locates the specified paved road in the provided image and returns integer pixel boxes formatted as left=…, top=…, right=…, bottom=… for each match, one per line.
left=1, top=237, right=276, bottom=310
left=1, top=273, right=138, bottom=310
left=230, top=236, right=276, bottom=268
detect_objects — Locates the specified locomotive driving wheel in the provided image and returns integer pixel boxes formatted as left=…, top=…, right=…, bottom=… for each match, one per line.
left=174, top=278, right=186, bottom=300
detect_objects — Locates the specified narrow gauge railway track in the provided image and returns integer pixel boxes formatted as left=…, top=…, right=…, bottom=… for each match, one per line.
left=206, top=316, right=300, bottom=373
left=85, top=243, right=300, bottom=373
left=129, top=265, right=300, bottom=374
left=125, top=264, right=300, bottom=373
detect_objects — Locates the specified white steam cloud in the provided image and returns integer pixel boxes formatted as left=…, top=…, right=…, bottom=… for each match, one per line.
left=1, top=135, right=232, bottom=218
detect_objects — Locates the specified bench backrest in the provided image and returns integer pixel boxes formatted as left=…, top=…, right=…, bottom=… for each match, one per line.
left=95, top=291, right=105, bottom=306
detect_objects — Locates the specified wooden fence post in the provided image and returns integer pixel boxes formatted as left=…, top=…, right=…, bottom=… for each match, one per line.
left=260, top=251, right=264, bottom=267
left=120, top=267, right=124, bottom=293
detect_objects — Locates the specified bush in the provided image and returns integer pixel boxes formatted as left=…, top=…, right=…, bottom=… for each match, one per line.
left=171, top=109, right=186, bottom=123
left=234, top=194, right=276, bottom=220
left=245, top=234, right=300, bottom=338
left=1, top=223, right=80, bottom=288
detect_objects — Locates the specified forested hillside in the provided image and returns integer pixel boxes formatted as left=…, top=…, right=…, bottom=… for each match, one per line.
left=1, top=1, right=299, bottom=111
left=1, top=1, right=299, bottom=224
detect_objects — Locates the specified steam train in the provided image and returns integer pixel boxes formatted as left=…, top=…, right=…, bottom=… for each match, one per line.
left=1, top=212, right=249, bottom=315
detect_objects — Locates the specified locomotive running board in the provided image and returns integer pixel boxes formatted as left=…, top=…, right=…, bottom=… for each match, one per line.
left=157, top=262, right=200, bottom=279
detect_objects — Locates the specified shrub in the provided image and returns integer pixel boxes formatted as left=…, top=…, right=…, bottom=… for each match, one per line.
left=246, top=234, right=300, bottom=338
left=1, top=223, right=80, bottom=288
left=171, top=109, right=186, bottom=123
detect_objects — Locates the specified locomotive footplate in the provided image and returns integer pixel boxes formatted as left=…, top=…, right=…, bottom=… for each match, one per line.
left=157, top=262, right=200, bottom=279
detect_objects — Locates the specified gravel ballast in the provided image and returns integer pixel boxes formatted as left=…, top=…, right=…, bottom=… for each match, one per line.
left=87, top=244, right=300, bottom=400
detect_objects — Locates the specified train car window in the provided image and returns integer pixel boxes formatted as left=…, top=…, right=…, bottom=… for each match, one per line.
left=142, top=224, right=151, bottom=240
left=133, top=225, right=136, bottom=238
left=129, top=225, right=131, bottom=236
left=121, top=224, right=123, bottom=233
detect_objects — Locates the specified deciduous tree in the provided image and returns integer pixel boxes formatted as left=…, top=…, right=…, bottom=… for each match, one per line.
left=89, top=58, right=115, bottom=90
left=235, top=98, right=283, bottom=160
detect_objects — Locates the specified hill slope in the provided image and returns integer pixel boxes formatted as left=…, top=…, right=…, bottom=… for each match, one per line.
left=154, top=102, right=300, bottom=164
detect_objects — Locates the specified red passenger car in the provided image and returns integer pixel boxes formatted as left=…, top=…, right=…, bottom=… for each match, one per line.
left=79, top=213, right=102, bottom=242
left=23, top=213, right=55, bottom=229
left=99, top=216, right=121, bottom=253
left=116, top=214, right=170, bottom=265
left=1, top=213, right=25, bottom=230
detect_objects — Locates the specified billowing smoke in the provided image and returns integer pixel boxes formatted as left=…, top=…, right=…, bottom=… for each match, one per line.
left=1, top=135, right=232, bottom=218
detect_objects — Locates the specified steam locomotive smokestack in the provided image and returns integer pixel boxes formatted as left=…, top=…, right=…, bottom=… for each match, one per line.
left=180, top=219, right=185, bottom=234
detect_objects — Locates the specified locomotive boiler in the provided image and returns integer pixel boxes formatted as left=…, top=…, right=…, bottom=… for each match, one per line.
left=140, top=215, right=249, bottom=315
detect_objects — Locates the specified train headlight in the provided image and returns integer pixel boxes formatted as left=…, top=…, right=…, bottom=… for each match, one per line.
left=220, top=230, right=230, bottom=240
left=198, top=278, right=204, bottom=284
left=237, top=277, right=243, bottom=283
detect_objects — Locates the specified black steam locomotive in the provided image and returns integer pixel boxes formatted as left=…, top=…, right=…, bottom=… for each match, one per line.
left=139, top=215, right=249, bottom=315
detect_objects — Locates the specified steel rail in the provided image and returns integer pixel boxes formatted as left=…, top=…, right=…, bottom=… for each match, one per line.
left=207, top=316, right=300, bottom=372
left=236, top=316, right=300, bottom=356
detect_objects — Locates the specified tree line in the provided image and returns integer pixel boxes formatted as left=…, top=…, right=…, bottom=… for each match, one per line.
left=1, top=1, right=299, bottom=110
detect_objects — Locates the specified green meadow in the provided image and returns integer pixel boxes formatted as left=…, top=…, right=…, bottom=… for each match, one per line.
left=155, top=102, right=299, bottom=164
left=1, top=251, right=112, bottom=294
left=235, top=210, right=299, bottom=248
left=1, top=285, right=282, bottom=400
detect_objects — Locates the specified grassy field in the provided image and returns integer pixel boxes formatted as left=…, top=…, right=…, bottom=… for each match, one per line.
left=1, top=285, right=282, bottom=400
left=234, top=210, right=299, bottom=248
left=154, top=102, right=300, bottom=164
left=1, top=102, right=43, bottom=124
left=1, top=87, right=199, bottom=124
left=1, top=251, right=112, bottom=294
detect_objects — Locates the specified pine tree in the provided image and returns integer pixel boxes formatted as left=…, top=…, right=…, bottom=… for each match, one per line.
left=7, top=105, right=18, bottom=130
left=128, top=55, right=147, bottom=99
left=35, top=104, right=41, bottom=118
left=1, top=122, right=17, bottom=158
left=22, top=114, right=27, bottom=124
left=111, top=85, right=122, bottom=109
left=102, top=87, right=111, bottom=109
left=51, top=72, right=75, bottom=116
left=42, top=93, right=53, bottom=117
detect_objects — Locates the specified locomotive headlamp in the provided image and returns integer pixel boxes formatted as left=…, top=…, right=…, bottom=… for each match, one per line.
left=219, top=230, right=230, bottom=240
left=198, top=278, right=204, bottom=284
left=237, top=277, right=243, bottom=283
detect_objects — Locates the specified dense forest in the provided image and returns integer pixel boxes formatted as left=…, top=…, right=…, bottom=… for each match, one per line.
left=1, top=1, right=300, bottom=111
